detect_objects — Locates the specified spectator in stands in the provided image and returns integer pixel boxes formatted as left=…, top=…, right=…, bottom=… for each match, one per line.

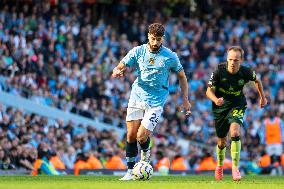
left=259, top=110, right=284, bottom=166
left=154, top=150, right=170, bottom=175
left=32, top=142, right=60, bottom=175
left=49, top=148, right=66, bottom=170
left=171, top=154, right=188, bottom=171
left=105, top=150, right=126, bottom=170
left=195, top=150, right=216, bottom=172
left=61, top=146, right=76, bottom=169
left=86, top=151, right=103, bottom=169
left=73, top=152, right=90, bottom=176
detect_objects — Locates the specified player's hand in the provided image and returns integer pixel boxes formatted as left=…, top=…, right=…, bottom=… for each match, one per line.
left=259, top=97, right=267, bottom=108
left=215, top=97, right=224, bottom=106
left=112, top=67, right=125, bottom=78
left=182, top=99, right=191, bottom=116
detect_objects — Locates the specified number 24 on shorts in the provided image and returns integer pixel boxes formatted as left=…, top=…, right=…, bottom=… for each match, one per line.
left=231, top=109, right=244, bottom=117
left=149, top=113, right=159, bottom=125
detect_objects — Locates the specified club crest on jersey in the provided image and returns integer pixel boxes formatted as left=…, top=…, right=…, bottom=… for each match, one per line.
left=221, top=78, right=227, bottom=82
left=238, top=79, right=244, bottom=85
left=149, top=58, right=154, bottom=65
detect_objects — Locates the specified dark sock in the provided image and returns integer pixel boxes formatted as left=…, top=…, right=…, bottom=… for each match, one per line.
left=126, top=141, right=138, bottom=169
left=139, top=137, right=150, bottom=152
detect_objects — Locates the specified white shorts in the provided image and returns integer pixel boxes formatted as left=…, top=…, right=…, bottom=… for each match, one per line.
left=266, top=144, right=283, bottom=156
left=126, top=100, right=163, bottom=132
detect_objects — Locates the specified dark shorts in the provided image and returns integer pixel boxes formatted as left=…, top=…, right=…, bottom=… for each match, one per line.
left=213, top=105, right=247, bottom=138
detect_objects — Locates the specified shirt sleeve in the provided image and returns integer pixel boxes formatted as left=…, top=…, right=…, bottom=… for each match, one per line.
left=208, top=70, right=219, bottom=89
left=170, top=53, right=183, bottom=73
left=244, top=67, right=257, bottom=82
left=121, top=47, right=137, bottom=67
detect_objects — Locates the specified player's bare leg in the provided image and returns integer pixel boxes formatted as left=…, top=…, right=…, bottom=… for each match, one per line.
left=215, top=137, right=226, bottom=180
left=119, top=120, right=141, bottom=181
left=137, top=125, right=151, bottom=163
left=230, top=122, right=242, bottom=181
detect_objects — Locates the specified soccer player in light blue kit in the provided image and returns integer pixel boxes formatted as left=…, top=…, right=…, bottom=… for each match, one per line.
left=112, top=23, right=191, bottom=180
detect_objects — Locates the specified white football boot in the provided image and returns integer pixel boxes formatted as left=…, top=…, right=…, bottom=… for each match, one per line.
left=119, top=169, right=134, bottom=181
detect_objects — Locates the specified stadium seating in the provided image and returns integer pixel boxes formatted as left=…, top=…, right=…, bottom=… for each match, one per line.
left=0, top=0, right=283, bottom=174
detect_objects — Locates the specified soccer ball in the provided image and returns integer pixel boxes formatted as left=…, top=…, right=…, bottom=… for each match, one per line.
left=133, top=161, right=153, bottom=180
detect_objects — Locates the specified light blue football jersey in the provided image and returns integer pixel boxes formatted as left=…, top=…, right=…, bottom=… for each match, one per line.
left=121, top=44, right=183, bottom=107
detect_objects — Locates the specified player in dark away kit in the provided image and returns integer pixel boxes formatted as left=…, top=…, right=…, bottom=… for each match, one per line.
left=206, top=46, right=267, bottom=181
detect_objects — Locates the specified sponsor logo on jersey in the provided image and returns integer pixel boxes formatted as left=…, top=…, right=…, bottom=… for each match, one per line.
left=219, top=87, right=241, bottom=96
left=238, top=79, right=244, bottom=85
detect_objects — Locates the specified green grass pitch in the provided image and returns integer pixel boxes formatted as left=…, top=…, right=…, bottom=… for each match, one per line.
left=0, top=175, right=283, bottom=189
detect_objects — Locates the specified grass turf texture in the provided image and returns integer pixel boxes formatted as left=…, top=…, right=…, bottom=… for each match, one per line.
left=0, top=175, right=283, bottom=189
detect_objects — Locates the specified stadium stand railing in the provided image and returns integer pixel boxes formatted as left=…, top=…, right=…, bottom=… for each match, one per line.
left=0, top=90, right=124, bottom=139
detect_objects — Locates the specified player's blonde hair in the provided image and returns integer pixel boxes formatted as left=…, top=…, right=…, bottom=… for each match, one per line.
left=227, top=46, right=244, bottom=59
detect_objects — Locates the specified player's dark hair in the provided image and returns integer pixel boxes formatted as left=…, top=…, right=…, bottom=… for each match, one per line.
left=227, top=46, right=244, bottom=59
left=148, top=23, right=165, bottom=37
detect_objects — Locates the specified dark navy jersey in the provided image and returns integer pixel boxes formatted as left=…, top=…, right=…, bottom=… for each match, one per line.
left=208, top=62, right=256, bottom=105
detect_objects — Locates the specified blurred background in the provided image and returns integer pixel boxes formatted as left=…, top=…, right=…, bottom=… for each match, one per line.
left=0, top=0, right=283, bottom=176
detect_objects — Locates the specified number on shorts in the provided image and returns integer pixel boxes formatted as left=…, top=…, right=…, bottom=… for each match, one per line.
left=149, top=113, right=159, bottom=125
left=232, top=109, right=244, bottom=117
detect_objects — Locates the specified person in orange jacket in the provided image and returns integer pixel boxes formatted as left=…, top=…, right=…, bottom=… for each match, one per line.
left=195, top=151, right=216, bottom=171
left=171, top=154, right=188, bottom=171
left=154, top=151, right=170, bottom=175
left=258, top=153, right=271, bottom=168
left=73, top=153, right=90, bottom=176
left=259, top=110, right=284, bottom=167
left=86, top=151, right=103, bottom=169
left=31, top=143, right=60, bottom=175
left=154, top=151, right=170, bottom=170
left=49, top=151, right=66, bottom=170
left=105, top=151, right=126, bottom=170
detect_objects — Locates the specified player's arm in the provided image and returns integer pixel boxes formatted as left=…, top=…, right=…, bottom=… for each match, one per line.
left=247, top=68, right=267, bottom=108
left=112, top=62, right=126, bottom=78
left=206, top=87, right=218, bottom=103
left=112, top=47, right=137, bottom=78
left=206, top=71, right=224, bottom=106
left=254, top=78, right=267, bottom=108
left=177, top=70, right=191, bottom=116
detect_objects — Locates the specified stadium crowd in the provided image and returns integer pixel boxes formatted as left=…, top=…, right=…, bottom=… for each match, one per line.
left=0, top=0, right=284, bottom=174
